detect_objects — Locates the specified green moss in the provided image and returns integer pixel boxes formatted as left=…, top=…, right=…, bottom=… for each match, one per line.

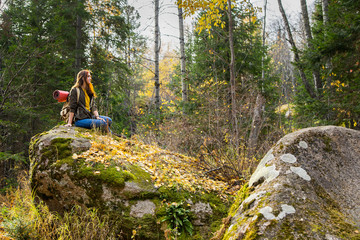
left=100, top=167, right=134, bottom=186
left=126, top=164, right=157, bottom=198
left=276, top=219, right=295, bottom=240
left=222, top=213, right=260, bottom=240
left=210, top=219, right=223, bottom=233
left=191, top=191, right=231, bottom=236
left=52, top=156, right=77, bottom=168
left=243, top=214, right=262, bottom=240
left=310, top=223, right=322, bottom=232
left=321, top=135, right=332, bottom=152
left=223, top=221, right=239, bottom=240
left=228, top=183, right=252, bottom=217
left=313, top=183, right=360, bottom=239
left=41, top=138, right=73, bottom=163
left=189, top=234, right=204, bottom=240
left=136, top=214, right=162, bottom=239
left=328, top=208, right=360, bottom=239
left=278, top=142, right=284, bottom=150
left=199, top=192, right=231, bottom=215
left=76, top=164, right=134, bottom=188
left=118, top=212, right=163, bottom=240
left=221, top=183, right=275, bottom=240
left=222, top=211, right=255, bottom=239
left=272, top=217, right=308, bottom=240
left=158, top=186, right=190, bottom=203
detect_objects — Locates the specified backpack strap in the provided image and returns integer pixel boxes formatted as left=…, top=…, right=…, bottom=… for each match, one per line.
left=76, top=87, right=80, bottom=103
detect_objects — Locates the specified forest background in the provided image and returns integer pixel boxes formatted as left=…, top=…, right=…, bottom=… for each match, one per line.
left=0, top=0, right=359, bottom=191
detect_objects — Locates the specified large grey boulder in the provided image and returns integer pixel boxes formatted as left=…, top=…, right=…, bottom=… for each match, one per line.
left=29, top=126, right=230, bottom=239
left=222, top=126, right=360, bottom=239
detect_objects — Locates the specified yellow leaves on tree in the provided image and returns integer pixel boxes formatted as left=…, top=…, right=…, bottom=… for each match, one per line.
left=178, top=0, right=258, bottom=37
left=179, top=0, right=229, bottom=37
left=137, top=49, right=180, bottom=118
left=178, top=0, right=231, bottom=37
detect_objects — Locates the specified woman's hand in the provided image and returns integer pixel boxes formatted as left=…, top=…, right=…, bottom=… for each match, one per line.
left=96, top=116, right=105, bottom=122
left=93, top=111, right=105, bottom=122
left=65, top=123, right=72, bottom=127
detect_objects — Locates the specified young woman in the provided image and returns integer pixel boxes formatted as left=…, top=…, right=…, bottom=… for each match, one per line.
left=65, top=70, right=112, bottom=132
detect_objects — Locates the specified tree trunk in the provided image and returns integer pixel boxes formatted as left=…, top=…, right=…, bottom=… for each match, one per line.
left=322, top=0, right=329, bottom=25
left=125, top=7, right=132, bottom=110
left=75, top=11, right=82, bottom=80
left=227, top=0, right=238, bottom=140
left=177, top=2, right=188, bottom=105
left=300, top=0, right=322, bottom=91
left=248, top=0, right=267, bottom=161
left=154, top=0, right=160, bottom=111
left=248, top=94, right=265, bottom=159
left=277, top=0, right=316, bottom=98
left=301, top=0, right=312, bottom=42
left=261, top=0, right=267, bottom=88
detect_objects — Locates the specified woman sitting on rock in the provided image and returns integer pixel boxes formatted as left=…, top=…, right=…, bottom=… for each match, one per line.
left=65, top=69, right=112, bottom=132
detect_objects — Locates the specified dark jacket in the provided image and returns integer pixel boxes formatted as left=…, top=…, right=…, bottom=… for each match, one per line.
left=69, top=87, right=98, bottom=121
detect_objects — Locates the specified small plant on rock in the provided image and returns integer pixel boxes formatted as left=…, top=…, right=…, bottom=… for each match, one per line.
left=163, top=201, right=193, bottom=239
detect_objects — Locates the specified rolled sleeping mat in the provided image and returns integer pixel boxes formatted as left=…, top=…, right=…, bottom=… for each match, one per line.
left=53, top=90, right=69, bottom=102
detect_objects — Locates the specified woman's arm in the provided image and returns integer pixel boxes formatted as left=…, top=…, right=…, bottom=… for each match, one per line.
left=93, top=110, right=105, bottom=121
left=65, top=88, right=78, bottom=127
left=65, top=112, right=75, bottom=127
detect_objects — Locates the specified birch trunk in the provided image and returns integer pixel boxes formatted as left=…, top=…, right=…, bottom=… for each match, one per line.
left=227, top=0, right=238, bottom=141
left=248, top=94, right=265, bottom=159
left=154, top=0, right=160, bottom=111
left=177, top=3, right=187, bottom=104
left=248, top=0, right=267, bottom=160
left=301, top=0, right=322, bottom=91
left=277, top=0, right=316, bottom=98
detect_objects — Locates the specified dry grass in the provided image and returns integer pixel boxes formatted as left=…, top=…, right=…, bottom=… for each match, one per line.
left=0, top=174, right=119, bottom=240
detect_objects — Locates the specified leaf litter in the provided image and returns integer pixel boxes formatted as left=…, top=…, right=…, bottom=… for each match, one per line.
left=73, top=132, right=230, bottom=199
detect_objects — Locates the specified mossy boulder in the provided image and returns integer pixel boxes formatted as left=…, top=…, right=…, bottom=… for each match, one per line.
left=29, top=126, right=231, bottom=239
left=221, top=126, right=360, bottom=240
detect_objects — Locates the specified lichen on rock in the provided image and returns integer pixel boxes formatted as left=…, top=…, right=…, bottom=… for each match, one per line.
left=222, top=126, right=360, bottom=239
left=290, top=166, right=311, bottom=181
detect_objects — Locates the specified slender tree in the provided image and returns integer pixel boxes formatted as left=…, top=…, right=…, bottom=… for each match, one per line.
left=154, top=0, right=161, bottom=112
left=322, top=0, right=331, bottom=88
left=322, top=0, right=329, bottom=25
left=227, top=0, right=238, bottom=141
left=248, top=0, right=267, bottom=160
left=301, top=0, right=322, bottom=91
left=277, top=0, right=316, bottom=98
left=177, top=0, right=188, bottom=105
left=75, top=0, right=83, bottom=77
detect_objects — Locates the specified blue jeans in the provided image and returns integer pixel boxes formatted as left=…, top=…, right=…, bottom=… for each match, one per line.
left=75, top=115, right=112, bottom=131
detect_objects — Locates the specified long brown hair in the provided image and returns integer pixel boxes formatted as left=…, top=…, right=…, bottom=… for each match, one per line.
left=72, top=69, right=97, bottom=97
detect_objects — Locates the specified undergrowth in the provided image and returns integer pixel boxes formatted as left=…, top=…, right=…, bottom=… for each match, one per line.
left=136, top=114, right=283, bottom=186
left=0, top=175, right=119, bottom=240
